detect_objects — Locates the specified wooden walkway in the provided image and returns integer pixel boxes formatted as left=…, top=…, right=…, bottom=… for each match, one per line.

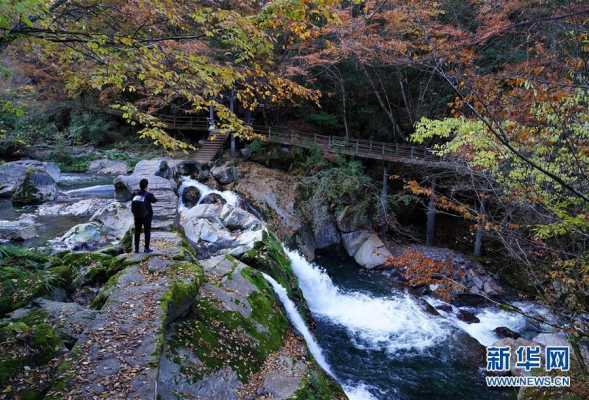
left=154, top=114, right=463, bottom=170
left=264, top=130, right=463, bottom=170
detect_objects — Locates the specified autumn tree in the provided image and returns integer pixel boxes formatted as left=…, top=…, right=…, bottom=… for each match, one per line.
left=1, top=0, right=338, bottom=150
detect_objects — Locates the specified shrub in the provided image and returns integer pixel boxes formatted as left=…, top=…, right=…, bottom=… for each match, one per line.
left=299, top=157, right=378, bottom=225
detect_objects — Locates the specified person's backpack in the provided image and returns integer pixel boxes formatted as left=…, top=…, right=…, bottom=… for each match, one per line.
left=131, top=193, right=147, bottom=219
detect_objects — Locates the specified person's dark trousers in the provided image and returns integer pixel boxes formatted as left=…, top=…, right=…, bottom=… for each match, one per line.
left=134, top=216, right=152, bottom=252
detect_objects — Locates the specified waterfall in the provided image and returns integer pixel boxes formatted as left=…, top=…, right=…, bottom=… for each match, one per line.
left=286, top=249, right=450, bottom=354
left=263, top=273, right=378, bottom=400
left=262, top=273, right=334, bottom=376
left=178, top=177, right=239, bottom=209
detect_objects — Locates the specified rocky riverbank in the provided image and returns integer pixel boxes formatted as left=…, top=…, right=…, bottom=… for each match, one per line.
left=1, top=153, right=586, bottom=400
left=0, top=156, right=346, bottom=399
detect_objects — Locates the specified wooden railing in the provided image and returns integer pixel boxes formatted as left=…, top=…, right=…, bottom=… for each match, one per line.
left=157, top=114, right=210, bottom=130
left=154, top=113, right=463, bottom=169
left=264, top=129, right=459, bottom=167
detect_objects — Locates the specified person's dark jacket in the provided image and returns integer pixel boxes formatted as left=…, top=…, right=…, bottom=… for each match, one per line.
left=133, top=189, right=157, bottom=218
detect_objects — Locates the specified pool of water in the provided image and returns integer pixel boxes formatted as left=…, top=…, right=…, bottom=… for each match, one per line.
left=0, top=173, right=114, bottom=247
left=291, top=252, right=522, bottom=400
left=57, top=173, right=114, bottom=190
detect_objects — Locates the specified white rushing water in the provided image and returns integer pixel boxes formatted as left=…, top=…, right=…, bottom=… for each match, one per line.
left=286, top=249, right=450, bottom=354
left=262, top=273, right=378, bottom=400
left=262, top=273, right=334, bottom=376
left=178, top=177, right=240, bottom=209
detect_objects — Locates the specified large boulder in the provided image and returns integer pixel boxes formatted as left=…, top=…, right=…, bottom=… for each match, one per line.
left=90, top=201, right=133, bottom=239
left=0, top=160, right=60, bottom=197
left=234, top=162, right=302, bottom=238
left=157, top=256, right=345, bottom=400
left=0, top=214, right=37, bottom=241
left=179, top=203, right=263, bottom=258
left=87, top=159, right=128, bottom=175
left=51, top=222, right=107, bottom=251
left=37, top=198, right=113, bottom=217
left=341, top=230, right=372, bottom=257
left=211, top=162, right=237, bottom=185
left=181, top=186, right=201, bottom=209
left=352, top=233, right=392, bottom=269
left=336, top=205, right=371, bottom=233
left=200, top=192, right=226, bottom=205
left=11, top=169, right=57, bottom=205
left=170, top=160, right=202, bottom=178
left=309, top=199, right=340, bottom=250
left=132, top=158, right=172, bottom=179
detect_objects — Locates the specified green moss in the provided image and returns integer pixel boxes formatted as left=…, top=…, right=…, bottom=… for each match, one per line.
left=172, top=235, right=198, bottom=262
left=240, top=232, right=311, bottom=321
left=290, top=365, right=347, bottom=400
left=0, top=246, right=53, bottom=315
left=49, top=252, right=133, bottom=294
left=241, top=231, right=296, bottom=294
left=11, top=168, right=42, bottom=205
left=0, top=310, right=63, bottom=387
left=90, top=268, right=127, bottom=309
left=161, top=262, right=204, bottom=326
left=168, top=265, right=289, bottom=382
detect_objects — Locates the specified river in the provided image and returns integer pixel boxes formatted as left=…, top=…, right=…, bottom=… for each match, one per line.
left=280, top=250, right=558, bottom=400
left=186, top=178, right=557, bottom=399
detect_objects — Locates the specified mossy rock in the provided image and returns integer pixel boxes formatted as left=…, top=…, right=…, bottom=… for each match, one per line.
left=0, top=246, right=52, bottom=316
left=165, top=262, right=289, bottom=384
left=290, top=363, right=347, bottom=400
left=161, top=261, right=205, bottom=326
left=0, top=310, right=64, bottom=392
left=89, top=268, right=128, bottom=309
left=241, top=231, right=310, bottom=320
left=49, top=252, right=132, bottom=290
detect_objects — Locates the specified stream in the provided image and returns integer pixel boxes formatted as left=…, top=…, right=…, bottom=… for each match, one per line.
left=280, top=251, right=557, bottom=400
left=0, top=173, right=114, bottom=247
left=175, top=178, right=560, bottom=400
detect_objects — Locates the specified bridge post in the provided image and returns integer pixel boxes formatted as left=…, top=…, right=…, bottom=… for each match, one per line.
left=380, top=166, right=389, bottom=221
left=426, top=178, right=436, bottom=246
left=208, top=105, right=216, bottom=131
left=410, top=146, right=415, bottom=158
left=474, top=200, right=485, bottom=256
left=229, top=89, right=237, bottom=157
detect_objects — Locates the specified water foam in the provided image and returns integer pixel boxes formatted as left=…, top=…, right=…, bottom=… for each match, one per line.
left=286, top=250, right=450, bottom=354
left=263, top=273, right=380, bottom=400
left=178, top=177, right=239, bottom=209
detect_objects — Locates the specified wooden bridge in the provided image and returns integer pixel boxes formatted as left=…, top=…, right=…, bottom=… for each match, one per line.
left=155, top=113, right=465, bottom=171
left=264, top=129, right=463, bottom=170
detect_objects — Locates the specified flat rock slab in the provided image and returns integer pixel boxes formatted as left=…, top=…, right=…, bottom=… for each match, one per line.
left=51, top=233, right=185, bottom=399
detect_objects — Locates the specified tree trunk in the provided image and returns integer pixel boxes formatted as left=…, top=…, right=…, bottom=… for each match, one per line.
left=474, top=200, right=485, bottom=256
left=229, top=89, right=236, bottom=157
left=360, top=63, right=402, bottom=138
left=426, top=179, right=436, bottom=246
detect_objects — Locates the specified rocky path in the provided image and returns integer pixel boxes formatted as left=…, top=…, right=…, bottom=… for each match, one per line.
left=48, top=232, right=189, bottom=399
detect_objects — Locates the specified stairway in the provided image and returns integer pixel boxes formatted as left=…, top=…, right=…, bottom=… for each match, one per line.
left=194, top=130, right=228, bottom=164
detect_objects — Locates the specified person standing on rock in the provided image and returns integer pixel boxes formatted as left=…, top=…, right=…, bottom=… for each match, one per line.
left=131, top=178, right=157, bottom=253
